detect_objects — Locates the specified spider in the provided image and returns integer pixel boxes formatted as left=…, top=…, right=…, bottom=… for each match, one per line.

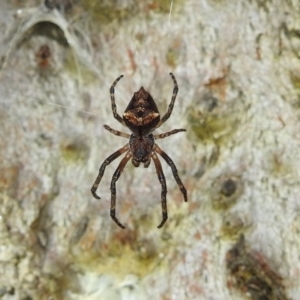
left=91, top=73, right=187, bottom=229
left=36, top=44, right=51, bottom=68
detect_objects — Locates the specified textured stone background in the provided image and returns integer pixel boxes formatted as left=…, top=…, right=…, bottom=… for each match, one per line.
left=0, top=0, right=299, bottom=299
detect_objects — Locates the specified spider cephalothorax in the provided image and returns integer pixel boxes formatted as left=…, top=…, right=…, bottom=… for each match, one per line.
left=91, top=73, right=187, bottom=229
left=129, top=133, right=154, bottom=167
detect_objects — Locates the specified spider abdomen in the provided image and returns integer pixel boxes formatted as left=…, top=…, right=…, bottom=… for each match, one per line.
left=123, top=86, right=160, bottom=135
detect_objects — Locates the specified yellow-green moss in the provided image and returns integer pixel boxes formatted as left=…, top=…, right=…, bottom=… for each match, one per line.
left=79, top=0, right=183, bottom=26
left=290, top=71, right=300, bottom=90
left=268, top=152, right=293, bottom=177
left=71, top=230, right=165, bottom=279
left=221, top=214, right=246, bottom=238
left=79, top=0, right=137, bottom=25
left=60, top=135, right=90, bottom=162
left=63, top=48, right=98, bottom=85
left=210, top=176, right=243, bottom=211
left=188, top=108, right=239, bottom=145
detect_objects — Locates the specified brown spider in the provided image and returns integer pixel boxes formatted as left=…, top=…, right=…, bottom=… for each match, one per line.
left=91, top=73, right=187, bottom=229
left=36, top=45, right=51, bottom=68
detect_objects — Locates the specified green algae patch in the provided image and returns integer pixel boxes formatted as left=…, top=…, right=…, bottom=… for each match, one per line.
left=79, top=0, right=138, bottom=25
left=60, top=134, right=90, bottom=163
left=63, top=48, right=98, bottom=85
left=187, top=108, right=239, bottom=145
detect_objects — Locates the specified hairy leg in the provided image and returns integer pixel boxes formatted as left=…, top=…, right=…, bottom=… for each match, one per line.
left=110, top=151, right=132, bottom=228
left=154, top=128, right=186, bottom=140
left=91, top=144, right=129, bottom=199
left=154, top=144, right=187, bottom=202
left=104, top=124, right=130, bottom=138
left=152, top=151, right=168, bottom=228
left=156, top=72, right=179, bottom=128
left=110, top=75, right=126, bottom=126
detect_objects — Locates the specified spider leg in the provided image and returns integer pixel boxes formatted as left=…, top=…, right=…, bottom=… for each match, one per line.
left=155, top=72, right=178, bottom=128
left=104, top=125, right=130, bottom=138
left=110, top=150, right=132, bottom=229
left=154, top=144, right=187, bottom=202
left=110, top=75, right=126, bottom=126
left=154, top=128, right=186, bottom=140
left=91, top=144, right=129, bottom=199
left=152, top=151, right=168, bottom=228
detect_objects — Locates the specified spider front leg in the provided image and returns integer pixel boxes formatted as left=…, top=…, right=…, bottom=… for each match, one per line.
left=152, top=151, right=168, bottom=228
left=156, top=72, right=179, bottom=128
left=110, top=75, right=126, bottom=126
left=91, top=144, right=129, bottom=199
left=154, top=144, right=187, bottom=202
left=110, top=151, right=132, bottom=229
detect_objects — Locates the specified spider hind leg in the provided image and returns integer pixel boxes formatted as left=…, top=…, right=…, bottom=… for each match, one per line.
left=155, top=73, right=179, bottom=129
left=110, top=75, right=126, bottom=126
